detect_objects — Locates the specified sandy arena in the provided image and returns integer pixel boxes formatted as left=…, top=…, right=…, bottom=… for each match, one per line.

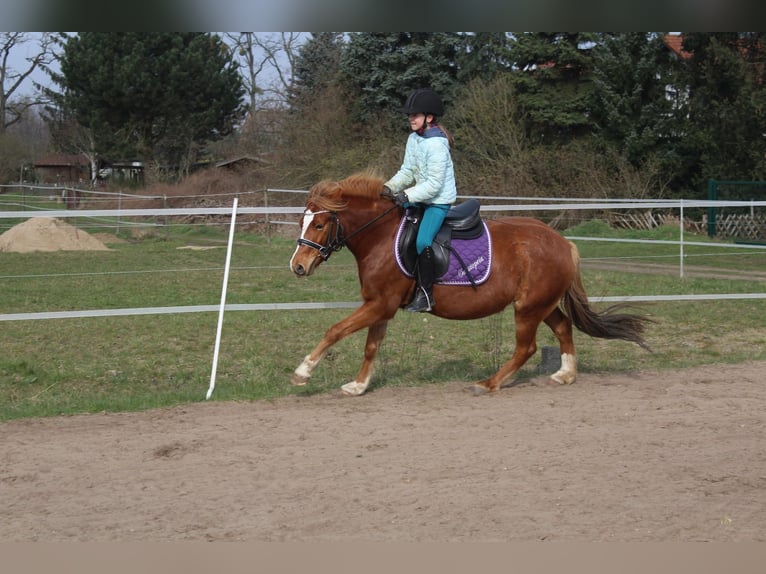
left=2, top=361, right=765, bottom=542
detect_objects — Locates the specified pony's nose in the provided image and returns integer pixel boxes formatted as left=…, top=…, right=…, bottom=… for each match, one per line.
left=293, top=263, right=306, bottom=276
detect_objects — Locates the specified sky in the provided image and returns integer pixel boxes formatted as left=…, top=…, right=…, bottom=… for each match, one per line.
left=4, top=32, right=297, bottom=100
left=4, top=32, right=59, bottom=98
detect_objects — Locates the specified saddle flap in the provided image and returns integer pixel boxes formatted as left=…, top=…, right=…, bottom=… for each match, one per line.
left=445, top=199, right=481, bottom=231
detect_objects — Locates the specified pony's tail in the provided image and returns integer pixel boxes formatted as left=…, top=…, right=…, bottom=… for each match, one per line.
left=562, top=242, right=653, bottom=351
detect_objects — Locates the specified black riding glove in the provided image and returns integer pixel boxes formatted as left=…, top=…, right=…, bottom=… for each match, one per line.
left=393, top=191, right=409, bottom=207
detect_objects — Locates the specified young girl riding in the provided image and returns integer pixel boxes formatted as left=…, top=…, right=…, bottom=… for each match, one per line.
left=384, top=88, right=457, bottom=312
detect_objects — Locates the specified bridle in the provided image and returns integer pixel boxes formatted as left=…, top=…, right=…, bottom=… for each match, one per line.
left=297, top=203, right=399, bottom=261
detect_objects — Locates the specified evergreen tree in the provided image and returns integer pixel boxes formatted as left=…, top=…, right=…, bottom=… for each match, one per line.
left=676, top=32, right=766, bottom=194
left=340, top=32, right=461, bottom=122
left=455, top=32, right=513, bottom=83
left=288, top=32, right=345, bottom=112
left=51, top=33, right=244, bottom=175
left=508, top=32, right=599, bottom=144
left=589, top=33, right=681, bottom=169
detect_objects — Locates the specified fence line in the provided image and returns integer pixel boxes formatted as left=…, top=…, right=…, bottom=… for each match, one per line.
left=1, top=182, right=761, bottom=205
left=4, top=292, right=766, bottom=323
left=2, top=199, right=766, bottom=325
left=4, top=200, right=766, bottom=259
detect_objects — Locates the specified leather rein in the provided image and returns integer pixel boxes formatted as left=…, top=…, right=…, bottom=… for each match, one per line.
left=297, top=202, right=399, bottom=261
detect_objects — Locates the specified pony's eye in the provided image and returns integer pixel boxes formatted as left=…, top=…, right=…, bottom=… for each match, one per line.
left=315, top=224, right=324, bottom=230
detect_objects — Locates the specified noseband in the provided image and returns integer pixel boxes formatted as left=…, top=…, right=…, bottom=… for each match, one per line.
left=297, top=204, right=399, bottom=261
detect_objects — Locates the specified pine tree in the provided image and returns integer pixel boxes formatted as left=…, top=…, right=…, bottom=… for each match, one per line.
left=289, top=32, right=345, bottom=112
left=51, top=32, right=244, bottom=175
left=589, top=33, right=680, bottom=168
left=676, top=32, right=766, bottom=193
left=340, top=32, right=460, bottom=121
left=508, top=32, right=599, bottom=144
left=456, top=32, right=513, bottom=83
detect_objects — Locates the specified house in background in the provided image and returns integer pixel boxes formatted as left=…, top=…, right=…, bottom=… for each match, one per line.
left=33, top=153, right=91, bottom=185
left=662, top=34, right=693, bottom=61
left=97, top=159, right=144, bottom=185
left=214, top=154, right=269, bottom=173
left=30, top=153, right=267, bottom=190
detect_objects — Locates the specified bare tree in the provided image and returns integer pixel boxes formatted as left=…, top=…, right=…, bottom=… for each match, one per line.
left=225, top=32, right=302, bottom=113
left=261, top=32, right=300, bottom=104
left=225, top=33, right=268, bottom=120
left=1, top=32, right=57, bottom=134
left=223, top=33, right=303, bottom=155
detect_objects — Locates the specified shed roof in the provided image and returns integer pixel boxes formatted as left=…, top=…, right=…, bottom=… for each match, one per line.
left=34, top=154, right=90, bottom=167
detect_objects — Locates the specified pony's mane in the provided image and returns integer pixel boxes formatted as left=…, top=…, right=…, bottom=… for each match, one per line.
left=307, top=171, right=385, bottom=212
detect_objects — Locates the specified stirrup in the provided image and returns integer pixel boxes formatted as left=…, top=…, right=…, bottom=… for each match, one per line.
left=405, top=288, right=434, bottom=312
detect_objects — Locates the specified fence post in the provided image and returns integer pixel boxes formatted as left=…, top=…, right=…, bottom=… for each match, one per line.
left=264, top=188, right=271, bottom=243
left=707, top=179, right=717, bottom=237
left=116, top=190, right=122, bottom=235
left=679, top=199, right=684, bottom=278
left=206, top=197, right=238, bottom=400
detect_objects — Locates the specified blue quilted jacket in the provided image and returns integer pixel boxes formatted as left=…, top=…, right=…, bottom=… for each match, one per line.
left=384, top=127, right=457, bottom=205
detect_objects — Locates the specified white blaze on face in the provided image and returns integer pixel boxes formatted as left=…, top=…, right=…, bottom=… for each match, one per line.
left=290, top=210, right=317, bottom=271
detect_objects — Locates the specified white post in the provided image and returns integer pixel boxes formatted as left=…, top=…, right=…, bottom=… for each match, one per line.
left=206, top=197, right=238, bottom=400
left=679, top=199, right=684, bottom=278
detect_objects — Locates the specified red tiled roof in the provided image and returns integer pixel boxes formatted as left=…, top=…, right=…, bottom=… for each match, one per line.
left=663, top=34, right=693, bottom=60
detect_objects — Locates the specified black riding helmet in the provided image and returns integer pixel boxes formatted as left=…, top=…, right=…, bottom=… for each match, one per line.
left=399, top=88, right=444, bottom=117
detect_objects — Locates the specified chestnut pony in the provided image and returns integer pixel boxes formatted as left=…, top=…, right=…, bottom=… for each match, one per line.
left=289, top=173, right=650, bottom=396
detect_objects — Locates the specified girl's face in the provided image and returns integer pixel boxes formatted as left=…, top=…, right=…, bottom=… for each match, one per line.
left=408, top=113, right=430, bottom=131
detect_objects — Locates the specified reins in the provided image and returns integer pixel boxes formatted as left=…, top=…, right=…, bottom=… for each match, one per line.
left=298, top=202, right=399, bottom=261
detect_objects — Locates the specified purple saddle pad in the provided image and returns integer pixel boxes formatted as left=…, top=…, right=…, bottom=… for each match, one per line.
left=394, top=219, right=492, bottom=286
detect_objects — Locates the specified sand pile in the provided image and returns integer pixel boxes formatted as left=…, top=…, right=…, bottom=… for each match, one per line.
left=0, top=217, right=110, bottom=253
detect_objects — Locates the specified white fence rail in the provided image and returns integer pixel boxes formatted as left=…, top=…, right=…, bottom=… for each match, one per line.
left=2, top=196, right=766, bottom=326
left=5, top=195, right=766, bottom=399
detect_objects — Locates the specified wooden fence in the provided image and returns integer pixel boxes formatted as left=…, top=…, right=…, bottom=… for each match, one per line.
left=609, top=210, right=766, bottom=241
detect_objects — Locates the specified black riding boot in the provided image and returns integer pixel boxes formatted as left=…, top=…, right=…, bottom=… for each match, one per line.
left=406, top=246, right=435, bottom=312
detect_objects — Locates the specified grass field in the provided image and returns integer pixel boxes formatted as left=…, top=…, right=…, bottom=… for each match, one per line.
left=2, top=219, right=766, bottom=421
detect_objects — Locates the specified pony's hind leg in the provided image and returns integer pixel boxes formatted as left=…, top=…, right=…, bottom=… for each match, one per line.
left=472, top=312, right=541, bottom=395
left=543, top=307, right=577, bottom=385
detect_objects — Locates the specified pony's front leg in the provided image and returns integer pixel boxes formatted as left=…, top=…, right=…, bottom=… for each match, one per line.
left=291, top=303, right=390, bottom=394
left=341, top=320, right=388, bottom=396
left=292, top=354, right=324, bottom=386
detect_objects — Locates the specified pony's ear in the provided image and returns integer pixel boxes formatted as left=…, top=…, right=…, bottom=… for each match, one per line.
left=380, top=185, right=394, bottom=200
left=327, top=181, right=344, bottom=201
left=312, top=179, right=340, bottom=199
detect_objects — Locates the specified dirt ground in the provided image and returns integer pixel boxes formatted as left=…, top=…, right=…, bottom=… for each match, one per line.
left=2, top=360, right=765, bottom=542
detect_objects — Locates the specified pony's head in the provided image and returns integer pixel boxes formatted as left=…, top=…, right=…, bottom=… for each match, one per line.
left=290, top=172, right=391, bottom=277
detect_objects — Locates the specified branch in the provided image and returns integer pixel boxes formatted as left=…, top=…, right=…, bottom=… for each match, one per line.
left=1, top=32, right=58, bottom=130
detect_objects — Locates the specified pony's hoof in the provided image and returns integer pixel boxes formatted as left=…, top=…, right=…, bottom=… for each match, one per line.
left=550, top=371, right=576, bottom=385
left=341, top=381, right=367, bottom=396
left=469, top=384, right=489, bottom=396
left=291, top=375, right=308, bottom=386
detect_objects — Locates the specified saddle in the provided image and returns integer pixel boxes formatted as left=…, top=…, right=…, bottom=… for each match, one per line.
left=394, top=199, right=492, bottom=287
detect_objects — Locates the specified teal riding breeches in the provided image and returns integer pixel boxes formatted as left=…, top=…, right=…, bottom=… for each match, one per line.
left=415, top=203, right=450, bottom=254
